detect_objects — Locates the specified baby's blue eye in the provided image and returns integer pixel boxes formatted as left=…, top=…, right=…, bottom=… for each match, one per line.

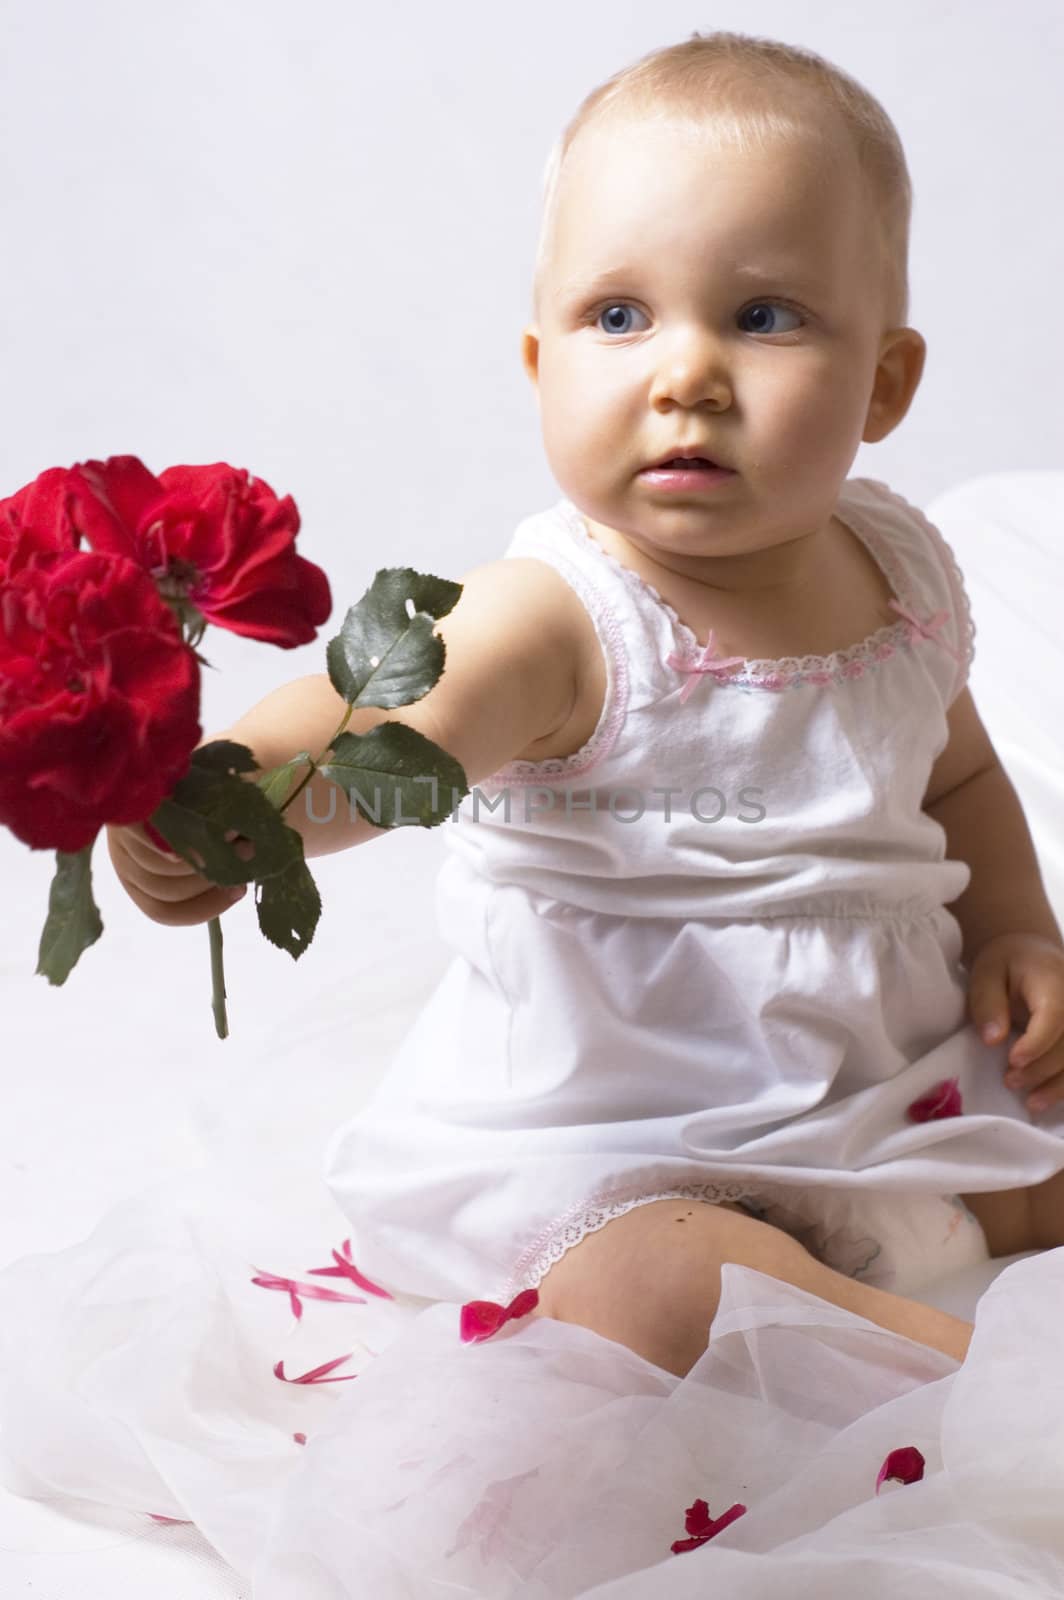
left=738, top=302, right=802, bottom=335
left=593, top=301, right=803, bottom=336
left=596, top=304, right=647, bottom=335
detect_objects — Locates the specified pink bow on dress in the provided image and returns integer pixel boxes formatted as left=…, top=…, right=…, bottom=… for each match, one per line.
left=887, top=600, right=965, bottom=666
left=665, top=631, right=745, bottom=704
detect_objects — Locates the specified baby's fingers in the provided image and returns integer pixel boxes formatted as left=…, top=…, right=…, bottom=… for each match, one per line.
left=119, top=873, right=247, bottom=927
left=108, top=821, right=194, bottom=875
left=105, top=823, right=252, bottom=923
left=1005, top=1040, right=1064, bottom=1114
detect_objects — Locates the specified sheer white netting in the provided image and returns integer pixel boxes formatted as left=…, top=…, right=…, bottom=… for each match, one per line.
left=1, top=1149, right=1063, bottom=1598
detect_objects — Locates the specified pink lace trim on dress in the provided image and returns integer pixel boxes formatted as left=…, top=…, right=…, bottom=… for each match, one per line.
left=559, top=493, right=973, bottom=696
left=881, top=482, right=978, bottom=705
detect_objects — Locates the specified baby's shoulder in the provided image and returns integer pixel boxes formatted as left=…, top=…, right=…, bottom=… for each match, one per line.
left=842, top=476, right=943, bottom=551
left=459, top=553, right=596, bottom=667
left=466, top=553, right=607, bottom=767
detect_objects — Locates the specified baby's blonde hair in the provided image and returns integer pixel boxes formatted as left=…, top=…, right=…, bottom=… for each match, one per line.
left=532, top=30, right=913, bottom=332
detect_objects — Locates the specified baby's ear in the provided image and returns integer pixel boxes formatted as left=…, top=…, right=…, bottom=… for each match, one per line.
left=862, top=327, right=927, bottom=444
left=520, top=326, right=541, bottom=391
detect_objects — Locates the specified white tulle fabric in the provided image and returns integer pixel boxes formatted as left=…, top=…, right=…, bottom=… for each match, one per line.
left=1, top=1148, right=1063, bottom=1599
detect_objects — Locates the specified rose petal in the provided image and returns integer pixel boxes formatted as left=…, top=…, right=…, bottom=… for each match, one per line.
left=875, top=1444, right=926, bottom=1495
left=460, top=1300, right=505, bottom=1343
left=304, top=1243, right=396, bottom=1299
left=273, top=1354, right=358, bottom=1385
left=250, top=1269, right=368, bottom=1308
left=459, top=1288, right=540, bottom=1344
left=906, top=1077, right=963, bottom=1122
left=671, top=1497, right=747, bottom=1553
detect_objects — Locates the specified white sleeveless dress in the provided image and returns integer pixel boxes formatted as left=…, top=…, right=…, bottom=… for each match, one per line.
left=323, top=475, right=1064, bottom=1304
left=3, top=476, right=1064, bottom=1599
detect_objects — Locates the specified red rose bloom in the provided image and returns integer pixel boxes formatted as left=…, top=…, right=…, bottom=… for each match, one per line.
left=0, top=466, right=83, bottom=577
left=0, top=549, right=201, bottom=853
left=62, top=456, right=331, bottom=647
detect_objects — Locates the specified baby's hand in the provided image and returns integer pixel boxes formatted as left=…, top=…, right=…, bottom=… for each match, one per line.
left=105, top=821, right=254, bottom=928
left=969, top=932, right=1064, bottom=1116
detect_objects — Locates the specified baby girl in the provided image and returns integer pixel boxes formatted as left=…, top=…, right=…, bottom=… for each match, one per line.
left=108, top=30, right=1064, bottom=1381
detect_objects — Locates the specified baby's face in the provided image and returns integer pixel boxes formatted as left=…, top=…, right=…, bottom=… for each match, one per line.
left=523, top=117, right=913, bottom=570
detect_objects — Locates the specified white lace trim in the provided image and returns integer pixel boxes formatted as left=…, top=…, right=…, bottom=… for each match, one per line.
left=556, top=497, right=920, bottom=691
left=498, top=1178, right=767, bottom=1301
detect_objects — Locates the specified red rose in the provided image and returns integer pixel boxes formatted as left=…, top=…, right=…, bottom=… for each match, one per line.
left=0, top=466, right=82, bottom=577
left=62, top=456, right=331, bottom=647
left=0, top=549, right=201, bottom=852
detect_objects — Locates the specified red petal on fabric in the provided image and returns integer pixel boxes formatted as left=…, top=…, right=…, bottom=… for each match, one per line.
left=875, top=1444, right=926, bottom=1495
left=507, top=1288, right=539, bottom=1320
left=251, top=1268, right=369, bottom=1307
left=460, top=1300, right=504, bottom=1342
left=906, top=1077, right=963, bottom=1122
left=684, top=1498, right=714, bottom=1537
left=305, top=1245, right=396, bottom=1299
left=706, top=1502, right=747, bottom=1537
left=288, top=1288, right=303, bottom=1320
left=459, top=1287, right=540, bottom=1343
left=273, top=1354, right=358, bottom=1385
left=293, top=1432, right=307, bottom=1446
left=670, top=1497, right=748, bottom=1554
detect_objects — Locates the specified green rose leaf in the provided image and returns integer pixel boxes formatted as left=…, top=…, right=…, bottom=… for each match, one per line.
left=36, top=845, right=104, bottom=986
left=318, top=722, right=469, bottom=828
left=256, top=753, right=312, bottom=810
left=148, top=740, right=303, bottom=885
left=254, top=854, right=322, bottom=959
left=325, top=567, right=462, bottom=709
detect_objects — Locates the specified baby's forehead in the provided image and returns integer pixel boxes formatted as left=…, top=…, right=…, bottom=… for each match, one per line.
left=549, top=116, right=871, bottom=277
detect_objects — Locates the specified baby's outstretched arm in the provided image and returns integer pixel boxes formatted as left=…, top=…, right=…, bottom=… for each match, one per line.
left=106, top=557, right=582, bottom=925
left=922, top=686, right=1064, bottom=1110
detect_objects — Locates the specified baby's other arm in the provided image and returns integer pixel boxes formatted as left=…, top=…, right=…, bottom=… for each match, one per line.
left=107, top=558, right=583, bottom=922
left=922, top=687, right=1063, bottom=963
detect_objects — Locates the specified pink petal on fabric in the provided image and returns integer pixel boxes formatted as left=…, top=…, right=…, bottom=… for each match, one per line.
left=304, top=1241, right=396, bottom=1299
left=273, top=1354, right=358, bottom=1385
left=906, top=1077, right=963, bottom=1122
left=251, top=1269, right=368, bottom=1308
left=875, top=1445, right=926, bottom=1495
left=147, top=1513, right=194, bottom=1524
left=460, top=1300, right=505, bottom=1341
left=671, top=1496, right=748, bottom=1554
left=459, top=1287, right=540, bottom=1344
left=293, top=1432, right=307, bottom=1446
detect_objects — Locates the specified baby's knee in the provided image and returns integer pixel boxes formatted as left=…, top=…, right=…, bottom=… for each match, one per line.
left=530, top=1197, right=805, bottom=1379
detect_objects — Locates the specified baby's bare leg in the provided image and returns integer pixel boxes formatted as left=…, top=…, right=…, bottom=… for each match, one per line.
left=531, top=1199, right=973, bottom=1377
left=768, top=1238, right=973, bottom=1365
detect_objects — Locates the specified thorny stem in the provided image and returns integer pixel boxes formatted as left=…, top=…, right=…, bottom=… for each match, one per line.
left=206, top=701, right=355, bottom=1041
